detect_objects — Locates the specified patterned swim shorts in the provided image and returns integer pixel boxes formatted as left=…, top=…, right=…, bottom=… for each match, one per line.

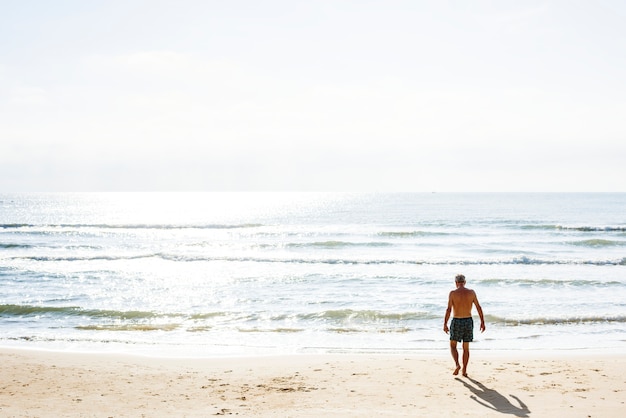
left=450, top=317, right=473, bottom=342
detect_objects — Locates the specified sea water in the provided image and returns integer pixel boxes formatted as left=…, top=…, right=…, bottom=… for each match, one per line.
left=1, top=193, right=625, bottom=356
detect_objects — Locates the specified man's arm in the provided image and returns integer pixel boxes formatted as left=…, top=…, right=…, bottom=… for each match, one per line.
left=443, top=292, right=453, bottom=333
left=473, top=292, right=486, bottom=332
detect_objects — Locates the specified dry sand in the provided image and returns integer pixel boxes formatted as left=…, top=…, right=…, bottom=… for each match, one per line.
left=1, top=348, right=624, bottom=417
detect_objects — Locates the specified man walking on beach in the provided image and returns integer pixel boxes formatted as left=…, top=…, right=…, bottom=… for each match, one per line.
left=443, top=274, right=485, bottom=377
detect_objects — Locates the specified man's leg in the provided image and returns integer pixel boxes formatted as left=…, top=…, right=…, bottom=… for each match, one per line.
left=461, top=341, right=470, bottom=377
left=450, top=340, right=461, bottom=375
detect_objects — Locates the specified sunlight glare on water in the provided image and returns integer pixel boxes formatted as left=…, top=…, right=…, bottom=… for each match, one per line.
left=1, top=192, right=625, bottom=356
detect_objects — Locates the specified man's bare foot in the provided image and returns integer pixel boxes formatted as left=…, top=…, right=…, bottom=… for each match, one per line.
left=453, top=366, right=461, bottom=375
left=462, top=369, right=468, bottom=377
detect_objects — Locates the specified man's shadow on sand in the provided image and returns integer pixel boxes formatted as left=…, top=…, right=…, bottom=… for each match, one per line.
left=455, top=377, right=530, bottom=417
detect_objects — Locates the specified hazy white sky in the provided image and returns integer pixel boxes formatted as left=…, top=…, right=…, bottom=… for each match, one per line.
left=1, top=0, right=625, bottom=191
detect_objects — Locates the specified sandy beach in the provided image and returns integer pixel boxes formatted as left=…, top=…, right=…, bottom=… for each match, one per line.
left=1, top=348, right=624, bottom=417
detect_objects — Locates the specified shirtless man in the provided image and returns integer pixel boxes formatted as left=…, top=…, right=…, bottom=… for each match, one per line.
left=443, top=274, right=485, bottom=377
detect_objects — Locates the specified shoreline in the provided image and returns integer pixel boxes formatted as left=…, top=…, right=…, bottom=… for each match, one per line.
left=2, top=341, right=623, bottom=358
left=1, top=347, right=624, bottom=417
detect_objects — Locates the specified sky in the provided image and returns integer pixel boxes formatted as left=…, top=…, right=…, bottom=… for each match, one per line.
left=1, top=0, right=625, bottom=192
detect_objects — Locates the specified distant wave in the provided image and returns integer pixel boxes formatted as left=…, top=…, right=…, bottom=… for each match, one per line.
left=377, top=231, right=449, bottom=238
left=286, top=241, right=393, bottom=249
left=521, top=224, right=626, bottom=232
left=479, top=278, right=626, bottom=287
left=237, top=327, right=305, bottom=333
left=326, top=327, right=412, bottom=334
left=0, top=243, right=101, bottom=251
left=486, top=314, right=626, bottom=326
left=568, top=239, right=626, bottom=247
left=12, top=254, right=163, bottom=262
left=13, top=223, right=625, bottom=233
left=11, top=253, right=626, bottom=266
left=298, top=309, right=439, bottom=322
left=75, top=324, right=180, bottom=332
left=0, top=224, right=32, bottom=229
left=0, top=243, right=31, bottom=249
left=505, top=256, right=626, bottom=266
left=0, top=223, right=264, bottom=230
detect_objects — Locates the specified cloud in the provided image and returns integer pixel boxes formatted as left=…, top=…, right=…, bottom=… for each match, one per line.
left=6, top=86, right=48, bottom=106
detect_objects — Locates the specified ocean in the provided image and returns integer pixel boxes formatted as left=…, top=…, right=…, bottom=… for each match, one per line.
left=1, top=192, right=625, bottom=357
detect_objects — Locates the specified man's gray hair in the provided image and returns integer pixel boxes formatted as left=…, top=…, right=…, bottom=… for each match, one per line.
left=455, top=274, right=466, bottom=283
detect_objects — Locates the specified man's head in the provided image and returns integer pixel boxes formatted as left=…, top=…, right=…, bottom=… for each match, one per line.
left=455, top=274, right=466, bottom=285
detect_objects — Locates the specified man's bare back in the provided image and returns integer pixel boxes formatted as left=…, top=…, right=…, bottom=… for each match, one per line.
left=449, top=286, right=478, bottom=318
